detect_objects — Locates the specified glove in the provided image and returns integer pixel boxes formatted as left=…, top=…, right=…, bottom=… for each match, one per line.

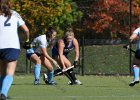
left=73, top=61, right=79, bottom=67
left=23, top=41, right=31, bottom=49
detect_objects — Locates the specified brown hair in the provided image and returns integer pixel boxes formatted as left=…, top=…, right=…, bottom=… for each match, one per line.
left=0, top=0, right=11, bottom=17
left=45, top=27, right=56, bottom=38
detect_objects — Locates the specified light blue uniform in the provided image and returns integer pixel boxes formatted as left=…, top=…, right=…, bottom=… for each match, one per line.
left=133, top=27, right=140, bottom=49
left=0, top=10, right=25, bottom=97
left=131, top=27, right=140, bottom=84
left=26, top=35, right=48, bottom=59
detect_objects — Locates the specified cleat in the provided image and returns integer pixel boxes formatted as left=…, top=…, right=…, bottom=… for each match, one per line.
left=0, top=94, right=7, bottom=100
left=43, top=73, right=56, bottom=85
left=34, top=79, right=40, bottom=85
left=68, top=80, right=82, bottom=85
left=68, top=81, right=73, bottom=85
left=74, top=80, right=83, bottom=85
left=67, top=81, right=75, bottom=85
left=129, top=80, right=139, bottom=87
left=47, top=80, right=57, bottom=85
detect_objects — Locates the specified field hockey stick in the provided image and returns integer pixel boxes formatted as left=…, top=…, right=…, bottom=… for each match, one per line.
left=123, top=45, right=136, bottom=53
left=63, top=65, right=74, bottom=72
left=54, top=65, right=74, bottom=76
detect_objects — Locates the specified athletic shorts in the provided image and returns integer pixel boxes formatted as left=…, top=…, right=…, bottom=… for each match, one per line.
left=26, top=52, right=42, bottom=59
left=0, top=48, right=20, bottom=61
left=52, top=47, right=68, bottom=58
left=52, top=47, right=59, bottom=58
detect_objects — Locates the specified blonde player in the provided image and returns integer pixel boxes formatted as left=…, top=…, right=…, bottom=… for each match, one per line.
left=51, top=30, right=82, bottom=85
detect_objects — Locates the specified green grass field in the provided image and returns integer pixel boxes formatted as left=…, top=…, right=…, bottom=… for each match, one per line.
left=8, top=75, right=140, bottom=100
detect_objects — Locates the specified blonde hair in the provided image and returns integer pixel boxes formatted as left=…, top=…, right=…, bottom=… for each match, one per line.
left=64, top=31, right=74, bottom=38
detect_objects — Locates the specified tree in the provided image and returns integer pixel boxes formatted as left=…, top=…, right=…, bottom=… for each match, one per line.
left=83, top=0, right=140, bottom=39
left=11, top=0, right=83, bottom=38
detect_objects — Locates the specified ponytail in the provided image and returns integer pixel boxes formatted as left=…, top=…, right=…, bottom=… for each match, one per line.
left=0, top=0, right=11, bottom=17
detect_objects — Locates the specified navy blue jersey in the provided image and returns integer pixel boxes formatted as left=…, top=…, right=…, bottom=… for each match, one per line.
left=52, top=39, right=74, bottom=58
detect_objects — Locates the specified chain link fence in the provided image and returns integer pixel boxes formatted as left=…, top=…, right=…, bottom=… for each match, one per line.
left=16, top=38, right=135, bottom=76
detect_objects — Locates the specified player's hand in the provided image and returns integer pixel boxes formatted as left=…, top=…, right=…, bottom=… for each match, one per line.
left=73, top=60, right=79, bottom=67
left=53, top=60, right=59, bottom=68
left=23, top=40, right=31, bottom=49
left=62, top=67, right=66, bottom=72
left=23, top=41, right=31, bottom=49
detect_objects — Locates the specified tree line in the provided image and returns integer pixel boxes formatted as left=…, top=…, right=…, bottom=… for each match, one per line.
left=11, top=0, right=140, bottom=39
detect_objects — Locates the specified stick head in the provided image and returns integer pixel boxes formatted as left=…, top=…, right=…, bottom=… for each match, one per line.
left=123, top=45, right=127, bottom=49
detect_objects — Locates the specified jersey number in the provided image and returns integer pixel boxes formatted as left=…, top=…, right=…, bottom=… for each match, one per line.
left=4, top=18, right=11, bottom=26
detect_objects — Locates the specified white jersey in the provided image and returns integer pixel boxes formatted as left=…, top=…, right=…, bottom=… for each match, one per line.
left=133, top=27, right=140, bottom=49
left=27, top=35, right=48, bottom=54
left=0, top=10, right=25, bottom=49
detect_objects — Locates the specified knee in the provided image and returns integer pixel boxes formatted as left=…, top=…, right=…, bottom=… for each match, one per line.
left=66, top=62, right=71, bottom=67
left=35, top=59, right=41, bottom=65
left=48, top=67, right=54, bottom=72
left=133, top=64, right=139, bottom=68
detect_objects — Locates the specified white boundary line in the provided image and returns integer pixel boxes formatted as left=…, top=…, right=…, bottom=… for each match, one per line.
left=9, top=95, right=140, bottom=99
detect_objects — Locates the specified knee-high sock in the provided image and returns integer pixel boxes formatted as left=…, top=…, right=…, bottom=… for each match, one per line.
left=47, top=70, right=54, bottom=83
left=1, top=75, right=13, bottom=97
left=66, top=69, right=77, bottom=82
left=133, top=65, right=139, bottom=81
left=0, top=76, right=5, bottom=92
left=64, top=72, right=75, bottom=83
left=34, top=64, right=41, bottom=80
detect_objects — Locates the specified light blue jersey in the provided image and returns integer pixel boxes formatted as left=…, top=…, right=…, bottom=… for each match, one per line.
left=27, top=35, right=48, bottom=54
left=133, top=27, right=140, bottom=49
left=0, top=10, right=25, bottom=49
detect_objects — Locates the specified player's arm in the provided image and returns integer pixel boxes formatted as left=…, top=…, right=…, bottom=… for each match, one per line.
left=15, top=11, right=29, bottom=41
left=129, top=33, right=138, bottom=43
left=124, top=28, right=139, bottom=50
left=41, top=47, right=58, bottom=66
left=58, top=39, right=66, bottom=69
left=73, top=38, right=79, bottom=62
left=72, top=38, right=80, bottom=67
left=20, top=24, right=30, bottom=41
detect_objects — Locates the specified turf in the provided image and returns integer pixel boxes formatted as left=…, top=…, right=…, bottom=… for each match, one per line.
left=8, top=75, right=140, bottom=100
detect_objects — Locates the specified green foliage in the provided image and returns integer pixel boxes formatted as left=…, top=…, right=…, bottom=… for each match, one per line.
left=11, top=0, right=83, bottom=38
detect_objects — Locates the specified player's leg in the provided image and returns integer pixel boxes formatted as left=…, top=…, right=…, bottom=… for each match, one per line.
left=40, top=56, right=56, bottom=85
left=0, top=61, right=6, bottom=93
left=63, top=56, right=82, bottom=85
left=1, top=61, right=17, bottom=97
left=29, top=54, right=41, bottom=85
left=53, top=55, right=74, bottom=84
left=55, top=55, right=82, bottom=85
left=0, top=48, right=20, bottom=99
left=129, top=58, right=140, bottom=86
